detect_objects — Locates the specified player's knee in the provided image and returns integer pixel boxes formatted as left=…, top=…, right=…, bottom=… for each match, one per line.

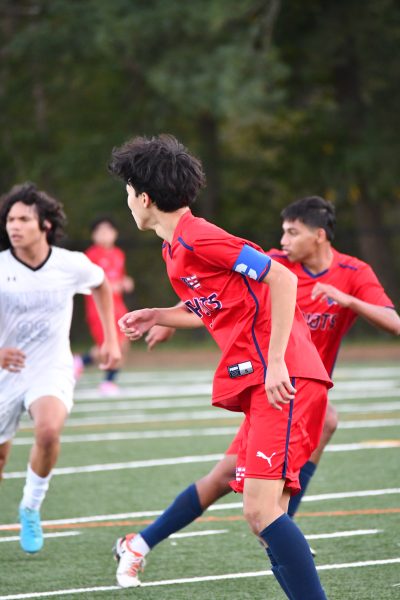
left=243, top=506, right=264, bottom=535
left=323, top=403, right=338, bottom=438
left=35, top=425, right=61, bottom=451
left=0, top=449, right=9, bottom=480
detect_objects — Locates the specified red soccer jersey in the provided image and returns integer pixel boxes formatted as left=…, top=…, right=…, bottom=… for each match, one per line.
left=162, top=211, right=331, bottom=411
left=85, top=245, right=129, bottom=344
left=267, top=248, right=395, bottom=375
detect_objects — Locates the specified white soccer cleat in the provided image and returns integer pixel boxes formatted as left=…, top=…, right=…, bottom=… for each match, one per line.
left=113, top=534, right=146, bottom=588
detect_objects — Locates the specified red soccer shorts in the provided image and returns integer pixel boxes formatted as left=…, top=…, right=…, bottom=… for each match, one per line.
left=86, top=294, right=128, bottom=347
left=229, top=378, right=328, bottom=495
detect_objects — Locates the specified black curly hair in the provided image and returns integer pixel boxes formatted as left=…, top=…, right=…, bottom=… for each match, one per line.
left=108, top=134, right=206, bottom=212
left=0, top=182, right=67, bottom=250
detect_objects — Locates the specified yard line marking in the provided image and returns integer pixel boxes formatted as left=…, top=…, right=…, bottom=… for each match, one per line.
left=1, top=510, right=398, bottom=533
left=3, top=453, right=223, bottom=479
left=0, top=531, right=80, bottom=543
left=1, top=488, right=398, bottom=531
left=19, top=409, right=241, bottom=430
left=170, top=529, right=228, bottom=539
left=305, top=528, right=380, bottom=540
left=74, top=383, right=212, bottom=401
left=18, top=400, right=400, bottom=431
left=1, top=558, right=399, bottom=599
left=70, top=389, right=400, bottom=413
left=77, top=365, right=399, bottom=385
left=13, top=427, right=240, bottom=445
left=4, top=441, right=399, bottom=480
left=12, top=418, right=400, bottom=446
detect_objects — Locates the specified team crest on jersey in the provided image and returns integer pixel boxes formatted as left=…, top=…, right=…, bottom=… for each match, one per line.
left=181, top=274, right=201, bottom=290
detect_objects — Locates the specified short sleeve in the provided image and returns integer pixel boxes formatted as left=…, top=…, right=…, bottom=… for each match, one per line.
left=71, top=251, right=105, bottom=294
left=352, top=264, right=394, bottom=307
left=194, top=230, right=271, bottom=282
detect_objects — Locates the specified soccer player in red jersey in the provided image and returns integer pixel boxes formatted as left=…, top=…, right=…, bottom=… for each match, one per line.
left=109, top=135, right=331, bottom=598
left=74, top=217, right=134, bottom=394
left=140, top=196, right=399, bottom=552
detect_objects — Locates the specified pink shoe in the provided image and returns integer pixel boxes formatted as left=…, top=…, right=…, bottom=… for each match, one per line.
left=99, top=381, right=119, bottom=396
left=73, top=355, right=84, bottom=380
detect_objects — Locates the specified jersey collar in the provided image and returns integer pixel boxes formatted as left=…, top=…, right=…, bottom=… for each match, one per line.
left=10, top=247, right=52, bottom=271
left=301, top=248, right=339, bottom=279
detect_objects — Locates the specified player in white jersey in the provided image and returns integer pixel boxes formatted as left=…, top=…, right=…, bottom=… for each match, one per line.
left=0, top=182, right=121, bottom=553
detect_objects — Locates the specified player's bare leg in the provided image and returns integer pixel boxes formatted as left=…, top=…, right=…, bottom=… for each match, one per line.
left=29, top=396, right=68, bottom=476
left=196, top=453, right=235, bottom=507
left=114, top=453, right=236, bottom=587
left=19, top=395, right=67, bottom=553
left=309, top=401, right=338, bottom=464
left=244, top=478, right=327, bottom=599
left=0, top=440, right=12, bottom=482
left=288, top=402, right=338, bottom=518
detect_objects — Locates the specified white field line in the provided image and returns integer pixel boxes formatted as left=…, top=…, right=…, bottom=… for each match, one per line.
left=78, top=366, right=399, bottom=385
left=70, top=388, right=400, bottom=413
left=305, top=528, right=380, bottom=540
left=74, top=383, right=212, bottom=401
left=1, top=488, right=398, bottom=530
left=19, top=409, right=241, bottom=430
left=72, top=387, right=400, bottom=404
left=1, top=558, right=400, bottom=599
left=4, top=441, right=399, bottom=480
left=18, top=401, right=400, bottom=431
left=12, top=417, right=400, bottom=446
left=0, top=531, right=81, bottom=542
left=72, top=378, right=400, bottom=403
left=170, top=529, right=228, bottom=539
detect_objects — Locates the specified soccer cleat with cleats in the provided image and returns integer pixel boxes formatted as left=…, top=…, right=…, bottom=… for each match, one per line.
left=19, top=505, right=43, bottom=554
left=113, top=534, right=146, bottom=588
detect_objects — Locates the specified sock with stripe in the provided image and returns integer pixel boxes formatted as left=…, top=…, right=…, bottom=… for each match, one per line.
left=260, top=513, right=327, bottom=600
left=139, top=483, right=203, bottom=549
left=287, top=460, right=317, bottom=517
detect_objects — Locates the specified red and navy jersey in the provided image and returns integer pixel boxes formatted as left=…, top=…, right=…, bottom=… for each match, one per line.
left=85, top=245, right=126, bottom=285
left=267, top=248, right=395, bottom=375
left=162, top=211, right=331, bottom=411
left=85, top=245, right=127, bottom=318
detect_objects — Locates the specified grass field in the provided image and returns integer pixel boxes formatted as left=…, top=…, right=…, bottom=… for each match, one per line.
left=1, top=358, right=399, bottom=599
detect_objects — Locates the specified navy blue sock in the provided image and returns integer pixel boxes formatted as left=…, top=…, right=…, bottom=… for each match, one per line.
left=287, top=460, right=317, bottom=517
left=82, top=353, right=93, bottom=366
left=105, top=369, right=119, bottom=382
left=266, top=547, right=294, bottom=599
left=140, top=483, right=203, bottom=549
left=260, top=513, right=327, bottom=600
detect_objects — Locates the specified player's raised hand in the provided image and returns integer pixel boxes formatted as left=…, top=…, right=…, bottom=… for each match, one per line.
left=311, top=282, right=350, bottom=307
left=265, top=360, right=296, bottom=410
left=145, top=325, right=176, bottom=350
left=119, top=309, right=158, bottom=341
left=0, top=347, right=26, bottom=372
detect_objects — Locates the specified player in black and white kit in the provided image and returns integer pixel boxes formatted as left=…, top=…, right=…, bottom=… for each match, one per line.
left=0, top=182, right=121, bottom=553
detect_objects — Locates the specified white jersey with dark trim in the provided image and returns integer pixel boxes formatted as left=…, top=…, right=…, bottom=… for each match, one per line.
left=0, top=247, right=104, bottom=392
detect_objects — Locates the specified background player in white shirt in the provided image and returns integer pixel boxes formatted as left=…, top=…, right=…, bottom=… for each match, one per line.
left=0, top=182, right=121, bottom=553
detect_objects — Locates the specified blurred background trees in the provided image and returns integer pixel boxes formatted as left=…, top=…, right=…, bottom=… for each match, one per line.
left=1, top=0, right=398, bottom=341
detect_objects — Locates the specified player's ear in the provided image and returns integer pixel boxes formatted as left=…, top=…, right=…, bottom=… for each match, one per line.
left=142, top=193, right=152, bottom=207
left=316, top=227, right=327, bottom=244
left=43, top=219, right=52, bottom=231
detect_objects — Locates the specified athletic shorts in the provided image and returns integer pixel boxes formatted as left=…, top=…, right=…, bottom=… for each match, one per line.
left=0, top=369, right=75, bottom=445
left=229, top=378, right=328, bottom=496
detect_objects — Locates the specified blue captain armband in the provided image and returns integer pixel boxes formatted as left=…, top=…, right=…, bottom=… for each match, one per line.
left=232, top=244, right=272, bottom=281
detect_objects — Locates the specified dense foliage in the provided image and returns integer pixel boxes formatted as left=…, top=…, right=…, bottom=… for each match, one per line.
left=1, top=1, right=398, bottom=329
